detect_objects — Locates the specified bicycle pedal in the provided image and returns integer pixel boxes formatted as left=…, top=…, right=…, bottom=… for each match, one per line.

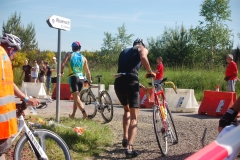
left=173, top=140, right=178, bottom=144
left=98, top=107, right=104, bottom=113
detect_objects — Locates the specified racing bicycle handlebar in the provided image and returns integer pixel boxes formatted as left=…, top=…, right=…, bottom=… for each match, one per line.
left=147, top=77, right=177, bottom=94
left=164, top=81, right=177, bottom=94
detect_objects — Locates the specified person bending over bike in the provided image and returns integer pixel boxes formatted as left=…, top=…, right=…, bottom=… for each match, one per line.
left=61, top=41, right=91, bottom=120
left=114, top=38, right=155, bottom=158
left=0, top=33, right=40, bottom=160
left=218, top=97, right=240, bottom=133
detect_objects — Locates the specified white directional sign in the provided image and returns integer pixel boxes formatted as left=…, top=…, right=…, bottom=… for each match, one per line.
left=46, top=15, right=71, bottom=31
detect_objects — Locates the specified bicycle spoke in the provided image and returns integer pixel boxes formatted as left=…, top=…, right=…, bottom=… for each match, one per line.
left=153, top=105, right=168, bottom=155
left=100, top=91, right=113, bottom=123
left=165, top=104, right=178, bottom=144
left=80, top=89, right=97, bottom=119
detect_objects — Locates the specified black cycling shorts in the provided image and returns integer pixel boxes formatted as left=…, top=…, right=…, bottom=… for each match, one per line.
left=114, top=75, right=140, bottom=108
left=69, top=76, right=84, bottom=93
left=51, top=77, right=57, bottom=83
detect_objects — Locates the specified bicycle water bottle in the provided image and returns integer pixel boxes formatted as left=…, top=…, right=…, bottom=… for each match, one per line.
left=216, top=85, right=219, bottom=92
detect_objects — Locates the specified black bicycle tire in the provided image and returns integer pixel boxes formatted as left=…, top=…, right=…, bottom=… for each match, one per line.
left=100, top=90, right=113, bottom=123
left=153, top=105, right=168, bottom=156
left=80, top=89, right=97, bottom=119
left=166, top=103, right=178, bottom=144
left=13, top=129, right=71, bottom=160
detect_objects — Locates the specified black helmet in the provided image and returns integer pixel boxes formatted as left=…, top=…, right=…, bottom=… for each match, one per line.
left=133, top=38, right=145, bottom=47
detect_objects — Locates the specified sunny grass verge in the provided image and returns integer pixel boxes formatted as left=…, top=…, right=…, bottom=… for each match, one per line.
left=28, top=116, right=114, bottom=160
left=14, top=66, right=240, bottom=101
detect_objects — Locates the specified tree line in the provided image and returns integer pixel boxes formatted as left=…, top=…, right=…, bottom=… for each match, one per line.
left=2, top=0, right=240, bottom=69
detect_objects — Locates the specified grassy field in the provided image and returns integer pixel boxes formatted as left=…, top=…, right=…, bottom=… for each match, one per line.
left=25, top=116, right=114, bottom=159
left=14, top=66, right=240, bottom=102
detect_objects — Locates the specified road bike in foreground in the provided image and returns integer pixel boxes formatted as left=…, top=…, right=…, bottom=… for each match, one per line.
left=146, top=75, right=178, bottom=156
left=80, top=75, right=113, bottom=123
left=12, top=102, right=71, bottom=160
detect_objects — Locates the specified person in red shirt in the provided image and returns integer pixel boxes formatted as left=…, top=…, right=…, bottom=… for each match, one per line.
left=225, top=54, right=238, bottom=92
left=154, top=57, right=164, bottom=91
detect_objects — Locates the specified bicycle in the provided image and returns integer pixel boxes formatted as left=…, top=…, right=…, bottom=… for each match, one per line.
left=23, top=98, right=53, bottom=115
left=11, top=102, right=71, bottom=160
left=146, top=75, right=178, bottom=156
left=80, top=75, right=113, bottom=123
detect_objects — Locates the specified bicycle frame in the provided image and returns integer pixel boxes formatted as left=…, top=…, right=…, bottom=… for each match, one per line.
left=149, top=78, right=177, bottom=132
left=149, top=78, right=168, bottom=130
left=12, top=115, right=48, bottom=160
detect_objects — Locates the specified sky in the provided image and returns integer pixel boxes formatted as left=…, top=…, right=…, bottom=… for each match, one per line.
left=0, top=0, right=239, bottom=52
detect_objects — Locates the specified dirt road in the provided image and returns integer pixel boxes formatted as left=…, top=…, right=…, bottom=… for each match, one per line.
left=34, top=98, right=222, bottom=160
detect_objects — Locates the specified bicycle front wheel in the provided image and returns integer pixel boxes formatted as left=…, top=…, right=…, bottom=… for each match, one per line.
left=166, top=103, right=178, bottom=144
left=153, top=105, right=168, bottom=156
left=14, top=129, right=71, bottom=160
left=80, top=89, right=97, bottom=119
left=100, top=91, right=113, bottom=123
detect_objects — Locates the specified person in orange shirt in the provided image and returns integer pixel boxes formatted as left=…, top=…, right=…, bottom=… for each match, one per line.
left=0, top=33, right=40, bottom=160
left=225, top=54, right=238, bottom=92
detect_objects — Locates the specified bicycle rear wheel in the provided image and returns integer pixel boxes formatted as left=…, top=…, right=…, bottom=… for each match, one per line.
left=100, top=91, right=113, bottom=123
left=166, top=103, right=178, bottom=144
left=14, top=129, right=71, bottom=160
left=80, top=89, right=97, bottom=119
left=153, top=105, right=168, bottom=156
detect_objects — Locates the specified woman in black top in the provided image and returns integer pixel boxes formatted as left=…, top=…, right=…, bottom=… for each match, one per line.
left=20, top=60, right=32, bottom=82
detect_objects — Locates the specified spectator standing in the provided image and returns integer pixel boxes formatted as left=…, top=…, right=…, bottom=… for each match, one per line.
left=31, top=60, right=39, bottom=83
left=38, top=60, right=46, bottom=83
left=20, top=60, right=32, bottom=82
left=225, top=54, right=238, bottom=92
left=51, top=57, right=57, bottom=91
left=154, top=56, right=164, bottom=91
left=44, top=61, right=52, bottom=95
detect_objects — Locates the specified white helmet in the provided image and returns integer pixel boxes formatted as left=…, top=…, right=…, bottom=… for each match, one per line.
left=0, top=33, right=22, bottom=50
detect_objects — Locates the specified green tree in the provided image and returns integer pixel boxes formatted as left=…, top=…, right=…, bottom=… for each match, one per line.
left=148, top=24, right=196, bottom=67
left=191, top=0, right=232, bottom=56
left=101, top=23, right=134, bottom=55
left=2, top=12, right=38, bottom=51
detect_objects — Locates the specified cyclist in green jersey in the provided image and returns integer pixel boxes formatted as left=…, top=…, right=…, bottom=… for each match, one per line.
left=61, top=41, right=91, bottom=119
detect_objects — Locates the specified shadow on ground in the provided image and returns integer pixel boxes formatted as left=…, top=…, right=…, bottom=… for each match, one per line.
left=93, top=141, right=193, bottom=160
left=177, top=113, right=220, bottom=120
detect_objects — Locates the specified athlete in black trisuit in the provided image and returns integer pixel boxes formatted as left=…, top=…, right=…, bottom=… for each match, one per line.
left=114, top=38, right=155, bottom=158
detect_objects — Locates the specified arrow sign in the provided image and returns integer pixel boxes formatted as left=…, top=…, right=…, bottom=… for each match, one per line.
left=46, top=15, right=71, bottom=31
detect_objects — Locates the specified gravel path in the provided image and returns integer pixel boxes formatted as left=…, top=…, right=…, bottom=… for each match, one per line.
left=32, top=98, right=229, bottom=160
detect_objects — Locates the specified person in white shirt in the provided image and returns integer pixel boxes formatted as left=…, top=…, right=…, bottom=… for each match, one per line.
left=31, top=60, right=39, bottom=83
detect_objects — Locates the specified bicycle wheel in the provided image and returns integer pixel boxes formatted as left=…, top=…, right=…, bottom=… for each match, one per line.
left=100, top=90, right=113, bottom=123
left=153, top=105, right=168, bottom=156
left=165, top=103, right=178, bottom=144
left=14, top=129, right=71, bottom=160
left=80, top=89, right=97, bottom=119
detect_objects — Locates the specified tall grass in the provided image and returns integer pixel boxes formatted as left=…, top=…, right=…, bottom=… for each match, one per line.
left=14, top=66, right=240, bottom=101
